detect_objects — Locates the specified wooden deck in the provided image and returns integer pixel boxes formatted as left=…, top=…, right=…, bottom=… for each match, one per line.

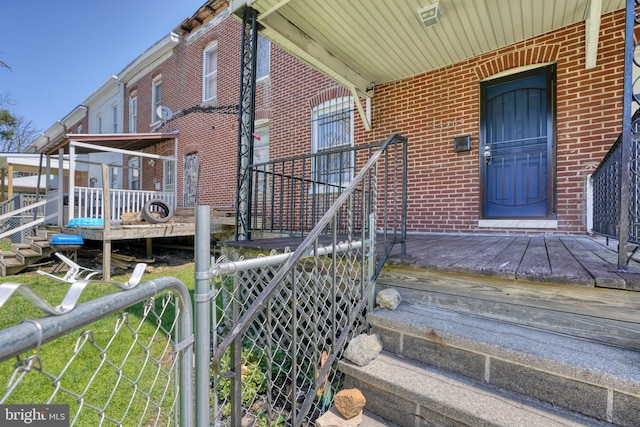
left=223, top=233, right=640, bottom=290
left=223, top=233, right=640, bottom=351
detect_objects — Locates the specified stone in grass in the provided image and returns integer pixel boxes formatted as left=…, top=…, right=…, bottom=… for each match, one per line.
left=343, top=333, right=382, bottom=367
left=316, top=407, right=363, bottom=427
left=376, top=288, right=402, bottom=310
left=334, top=388, right=366, bottom=419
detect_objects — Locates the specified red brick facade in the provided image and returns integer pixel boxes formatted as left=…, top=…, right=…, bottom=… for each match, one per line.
left=359, top=10, right=624, bottom=234
left=125, top=8, right=625, bottom=234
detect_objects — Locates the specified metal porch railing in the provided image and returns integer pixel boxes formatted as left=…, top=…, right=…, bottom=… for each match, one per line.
left=247, top=136, right=408, bottom=244
left=198, top=133, right=407, bottom=426
left=591, top=0, right=638, bottom=269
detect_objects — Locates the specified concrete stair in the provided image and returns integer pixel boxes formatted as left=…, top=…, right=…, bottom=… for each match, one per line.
left=339, top=270, right=640, bottom=426
left=0, top=231, right=54, bottom=277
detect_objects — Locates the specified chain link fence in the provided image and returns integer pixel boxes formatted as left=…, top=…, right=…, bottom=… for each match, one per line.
left=0, top=275, right=193, bottom=427
left=209, top=240, right=372, bottom=426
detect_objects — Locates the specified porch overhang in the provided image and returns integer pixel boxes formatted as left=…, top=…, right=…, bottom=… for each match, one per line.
left=40, top=132, right=179, bottom=156
left=230, top=0, right=624, bottom=94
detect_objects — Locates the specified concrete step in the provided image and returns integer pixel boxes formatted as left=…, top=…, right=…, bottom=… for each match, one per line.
left=359, top=302, right=640, bottom=426
left=376, top=268, right=640, bottom=350
left=361, top=410, right=400, bottom=426
left=342, top=352, right=613, bottom=427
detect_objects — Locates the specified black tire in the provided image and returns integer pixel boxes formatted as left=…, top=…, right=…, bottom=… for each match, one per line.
left=142, top=198, right=174, bottom=224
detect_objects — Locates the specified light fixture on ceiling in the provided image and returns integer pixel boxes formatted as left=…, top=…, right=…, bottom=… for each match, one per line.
left=417, top=2, right=442, bottom=28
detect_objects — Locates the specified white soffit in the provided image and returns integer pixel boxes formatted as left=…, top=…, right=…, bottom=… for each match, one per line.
left=238, top=0, right=625, bottom=91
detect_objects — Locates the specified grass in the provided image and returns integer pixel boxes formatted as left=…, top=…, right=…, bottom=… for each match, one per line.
left=0, top=258, right=196, bottom=426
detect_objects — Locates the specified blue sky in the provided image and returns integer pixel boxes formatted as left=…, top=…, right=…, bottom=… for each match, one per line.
left=0, top=0, right=205, bottom=134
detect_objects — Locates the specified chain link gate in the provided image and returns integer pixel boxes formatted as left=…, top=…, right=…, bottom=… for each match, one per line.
left=0, top=273, right=194, bottom=427
left=208, top=240, right=372, bottom=426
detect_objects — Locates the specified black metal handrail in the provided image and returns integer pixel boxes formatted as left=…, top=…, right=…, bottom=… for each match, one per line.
left=212, top=133, right=407, bottom=425
left=591, top=0, right=638, bottom=270
left=592, top=132, right=623, bottom=240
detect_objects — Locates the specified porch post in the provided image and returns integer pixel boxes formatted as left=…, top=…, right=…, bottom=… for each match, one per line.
left=234, top=6, right=258, bottom=241
left=618, top=0, right=635, bottom=270
left=68, top=142, right=76, bottom=222
left=57, top=148, right=64, bottom=226
left=102, top=164, right=112, bottom=281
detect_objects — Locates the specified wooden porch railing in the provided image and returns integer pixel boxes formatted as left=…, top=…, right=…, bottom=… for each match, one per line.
left=75, top=187, right=176, bottom=224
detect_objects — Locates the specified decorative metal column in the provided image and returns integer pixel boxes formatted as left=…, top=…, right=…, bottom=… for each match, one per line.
left=235, top=6, right=259, bottom=241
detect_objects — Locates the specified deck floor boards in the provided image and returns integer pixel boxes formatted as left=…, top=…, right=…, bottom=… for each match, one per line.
left=224, top=234, right=640, bottom=290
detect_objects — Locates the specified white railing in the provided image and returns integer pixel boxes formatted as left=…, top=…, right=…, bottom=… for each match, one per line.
left=0, top=199, right=48, bottom=242
left=75, top=187, right=176, bottom=224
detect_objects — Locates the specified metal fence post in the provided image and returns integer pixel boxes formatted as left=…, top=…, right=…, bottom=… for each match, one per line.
left=195, top=205, right=211, bottom=427
left=368, top=213, right=376, bottom=312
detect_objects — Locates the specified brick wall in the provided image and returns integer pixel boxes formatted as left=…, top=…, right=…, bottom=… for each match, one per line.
left=124, top=8, right=625, bottom=234
left=124, top=15, right=346, bottom=210
left=363, top=10, right=624, bottom=234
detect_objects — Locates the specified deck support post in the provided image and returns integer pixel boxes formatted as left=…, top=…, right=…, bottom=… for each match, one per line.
left=234, top=6, right=258, bottom=241
left=102, top=164, right=112, bottom=281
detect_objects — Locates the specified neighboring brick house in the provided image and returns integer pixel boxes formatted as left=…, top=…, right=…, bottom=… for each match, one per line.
left=119, top=4, right=350, bottom=215
left=31, top=1, right=630, bottom=236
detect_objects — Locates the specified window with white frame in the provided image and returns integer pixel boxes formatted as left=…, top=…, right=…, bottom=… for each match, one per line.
left=109, top=163, right=119, bottom=189
left=129, top=157, right=140, bottom=190
left=152, top=77, right=162, bottom=123
left=77, top=124, right=82, bottom=134
left=163, top=159, right=175, bottom=192
left=256, top=36, right=270, bottom=80
left=96, top=114, right=103, bottom=134
left=203, top=42, right=218, bottom=101
left=129, top=93, right=137, bottom=133
left=253, top=121, right=270, bottom=195
left=112, top=104, right=118, bottom=133
left=311, top=97, right=354, bottom=187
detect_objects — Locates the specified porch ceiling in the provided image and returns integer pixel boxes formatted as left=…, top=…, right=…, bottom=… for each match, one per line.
left=42, top=133, right=178, bottom=156
left=231, top=0, right=624, bottom=97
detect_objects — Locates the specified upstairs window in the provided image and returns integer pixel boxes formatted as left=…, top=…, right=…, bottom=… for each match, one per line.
left=96, top=114, right=103, bottom=134
left=203, top=42, right=218, bottom=101
left=163, top=159, right=175, bottom=192
left=311, top=97, right=354, bottom=187
left=128, top=157, right=140, bottom=190
left=152, top=77, right=162, bottom=123
left=129, top=93, right=137, bottom=133
left=112, top=104, right=118, bottom=133
left=256, top=36, right=270, bottom=80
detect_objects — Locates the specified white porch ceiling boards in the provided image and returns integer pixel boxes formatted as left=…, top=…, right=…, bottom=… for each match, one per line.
left=233, top=0, right=624, bottom=96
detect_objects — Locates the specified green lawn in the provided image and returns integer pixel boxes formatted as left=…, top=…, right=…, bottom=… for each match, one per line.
left=0, top=260, right=196, bottom=426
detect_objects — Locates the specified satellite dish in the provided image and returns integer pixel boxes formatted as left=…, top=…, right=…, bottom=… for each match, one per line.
left=157, top=105, right=173, bottom=121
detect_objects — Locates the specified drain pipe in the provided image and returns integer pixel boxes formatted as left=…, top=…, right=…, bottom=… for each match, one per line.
left=194, top=205, right=211, bottom=426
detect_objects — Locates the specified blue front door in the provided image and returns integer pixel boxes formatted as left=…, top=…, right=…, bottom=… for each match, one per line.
left=481, top=68, right=554, bottom=218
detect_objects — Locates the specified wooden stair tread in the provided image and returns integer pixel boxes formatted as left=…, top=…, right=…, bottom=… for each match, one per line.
left=0, top=250, right=17, bottom=258
left=11, top=243, right=32, bottom=250
left=0, top=257, right=23, bottom=267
